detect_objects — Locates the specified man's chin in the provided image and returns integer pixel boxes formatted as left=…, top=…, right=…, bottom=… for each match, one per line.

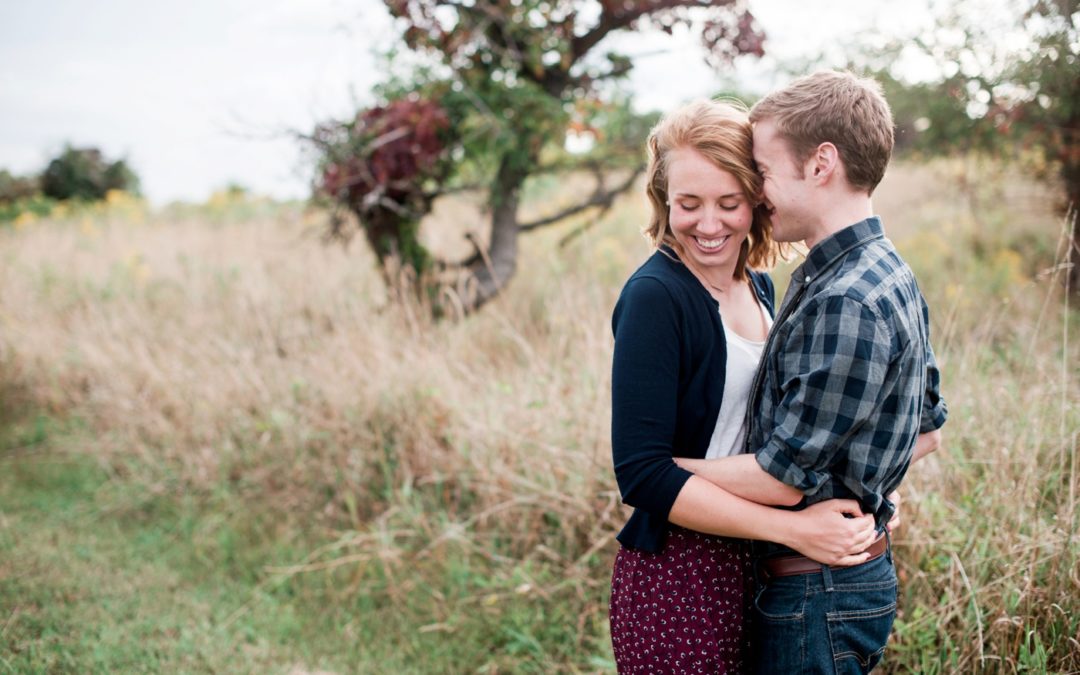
left=772, top=226, right=797, bottom=243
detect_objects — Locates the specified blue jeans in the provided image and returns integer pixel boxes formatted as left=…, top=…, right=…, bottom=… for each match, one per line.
left=752, top=549, right=898, bottom=674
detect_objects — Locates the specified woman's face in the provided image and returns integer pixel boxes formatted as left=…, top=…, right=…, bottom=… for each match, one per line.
left=666, top=146, right=753, bottom=279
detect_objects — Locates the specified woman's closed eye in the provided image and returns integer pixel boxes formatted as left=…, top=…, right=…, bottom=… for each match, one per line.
left=677, top=202, right=740, bottom=212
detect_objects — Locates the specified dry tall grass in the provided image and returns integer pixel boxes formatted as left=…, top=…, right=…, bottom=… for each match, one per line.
left=0, top=159, right=1077, bottom=672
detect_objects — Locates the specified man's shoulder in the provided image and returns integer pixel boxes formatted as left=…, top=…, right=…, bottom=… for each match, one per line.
left=801, top=238, right=930, bottom=347
left=820, top=238, right=915, bottom=306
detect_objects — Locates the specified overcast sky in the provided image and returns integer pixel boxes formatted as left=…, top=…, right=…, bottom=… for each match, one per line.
left=0, top=0, right=932, bottom=204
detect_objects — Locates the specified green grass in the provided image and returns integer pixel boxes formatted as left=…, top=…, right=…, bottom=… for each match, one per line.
left=1, top=424, right=317, bottom=672
left=0, top=416, right=615, bottom=673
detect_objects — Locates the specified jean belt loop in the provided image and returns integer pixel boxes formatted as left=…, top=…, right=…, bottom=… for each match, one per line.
left=820, top=562, right=834, bottom=592
left=884, top=526, right=894, bottom=564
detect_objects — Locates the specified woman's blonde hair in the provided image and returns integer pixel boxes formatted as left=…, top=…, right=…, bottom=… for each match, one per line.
left=644, top=99, right=780, bottom=278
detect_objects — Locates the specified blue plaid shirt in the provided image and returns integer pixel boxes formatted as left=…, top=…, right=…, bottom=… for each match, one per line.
left=747, top=217, right=947, bottom=532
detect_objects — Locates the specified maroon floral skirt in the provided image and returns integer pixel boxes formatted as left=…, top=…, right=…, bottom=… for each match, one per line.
left=609, top=526, right=754, bottom=674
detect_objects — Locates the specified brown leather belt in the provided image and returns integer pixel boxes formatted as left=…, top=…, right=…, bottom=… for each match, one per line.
left=761, top=535, right=888, bottom=580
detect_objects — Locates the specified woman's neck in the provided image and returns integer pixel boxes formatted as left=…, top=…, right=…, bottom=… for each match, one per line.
left=686, top=259, right=739, bottom=297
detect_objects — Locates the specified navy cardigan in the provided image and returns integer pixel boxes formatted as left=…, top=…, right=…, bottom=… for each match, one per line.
left=611, top=248, right=776, bottom=552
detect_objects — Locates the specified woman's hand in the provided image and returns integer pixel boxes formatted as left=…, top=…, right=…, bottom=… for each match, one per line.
left=782, top=499, right=878, bottom=566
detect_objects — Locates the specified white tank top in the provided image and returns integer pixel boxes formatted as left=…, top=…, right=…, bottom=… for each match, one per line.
left=704, top=299, right=773, bottom=459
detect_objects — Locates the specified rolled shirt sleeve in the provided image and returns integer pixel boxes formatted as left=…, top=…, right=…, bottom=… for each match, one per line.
left=755, top=294, right=892, bottom=496
left=919, top=295, right=948, bottom=432
left=611, top=277, right=694, bottom=518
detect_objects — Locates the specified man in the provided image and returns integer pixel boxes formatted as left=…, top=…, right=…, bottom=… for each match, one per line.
left=679, top=70, right=948, bottom=673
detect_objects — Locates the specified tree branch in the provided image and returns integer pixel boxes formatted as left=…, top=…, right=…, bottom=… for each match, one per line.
left=518, top=166, right=644, bottom=232
left=422, top=182, right=487, bottom=200
left=557, top=205, right=614, bottom=248
left=574, top=61, right=634, bottom=86
left=570, top=0, right=724, bottom=63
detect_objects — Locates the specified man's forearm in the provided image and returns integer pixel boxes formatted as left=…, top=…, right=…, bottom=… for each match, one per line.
left=675, top=454, right=804, bottom=506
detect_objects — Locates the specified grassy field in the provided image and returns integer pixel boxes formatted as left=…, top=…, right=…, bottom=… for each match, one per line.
left=1, top=160, right=1077, bottom=673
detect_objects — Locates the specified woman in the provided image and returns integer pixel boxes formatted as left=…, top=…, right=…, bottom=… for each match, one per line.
left=609, top=100, right=878, bottom=673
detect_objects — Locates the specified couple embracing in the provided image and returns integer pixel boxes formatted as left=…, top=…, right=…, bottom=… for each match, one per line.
left=608, top=70, right=948, bottom=674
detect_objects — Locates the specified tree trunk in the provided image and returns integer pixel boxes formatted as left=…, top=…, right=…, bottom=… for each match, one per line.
left=452, top=153, right=529, bottom=312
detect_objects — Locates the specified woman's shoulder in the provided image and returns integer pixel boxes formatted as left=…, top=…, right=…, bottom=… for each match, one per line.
left=618, top=257, right=677, bottom=308
left=613, top=250, right=696, bottom=324
left=623, top=248, right=694, bottom=294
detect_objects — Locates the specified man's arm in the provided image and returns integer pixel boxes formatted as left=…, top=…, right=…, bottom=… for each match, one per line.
left=677, top=296, right=891, bottom=506
left=919, top=295, right=948, bottom=433
left=680, top=294, right=944, bottom=508
left=753, top=295, right=893, bottom=494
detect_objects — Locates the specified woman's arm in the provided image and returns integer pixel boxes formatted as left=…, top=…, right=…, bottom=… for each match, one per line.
left=678, top=429, right=944, bottom=507
left=610, top=277, right=695, bottom=516
left=675, top=454, right=803, bottom=506
left=885, top=429, right=942, bottom=533
left=912, top=428, right=941, bottom=462
left=668, top=475, right=878, bottom=565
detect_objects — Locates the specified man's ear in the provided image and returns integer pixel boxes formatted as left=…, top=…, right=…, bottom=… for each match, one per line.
left=807, top=142, right=840, bottom=183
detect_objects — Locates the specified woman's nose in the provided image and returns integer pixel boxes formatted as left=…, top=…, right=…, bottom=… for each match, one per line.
left=699, top=207, right=724, bottom=233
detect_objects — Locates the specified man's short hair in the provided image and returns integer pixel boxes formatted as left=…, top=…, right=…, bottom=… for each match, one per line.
left=750, top=70, right=894, bottom=194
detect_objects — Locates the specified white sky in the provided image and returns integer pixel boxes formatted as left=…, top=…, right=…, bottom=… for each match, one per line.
left=0, top=0, right=932, bottom=204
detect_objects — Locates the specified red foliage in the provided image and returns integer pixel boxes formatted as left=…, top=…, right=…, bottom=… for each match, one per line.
left=319, top=98, right=451, bottom=216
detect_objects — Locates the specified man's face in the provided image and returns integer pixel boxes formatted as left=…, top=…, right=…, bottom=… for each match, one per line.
left=752, top=119, right=814, bottom=244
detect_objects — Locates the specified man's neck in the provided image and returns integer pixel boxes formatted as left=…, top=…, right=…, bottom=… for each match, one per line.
left=803, top=195, right=875, bottom=251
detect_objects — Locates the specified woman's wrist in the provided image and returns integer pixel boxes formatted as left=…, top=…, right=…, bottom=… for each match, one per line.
left=765, top=511, right=798, bottom=551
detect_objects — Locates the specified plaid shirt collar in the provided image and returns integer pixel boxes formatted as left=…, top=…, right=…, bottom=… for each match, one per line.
left=792, top=217, right=885, bottom=286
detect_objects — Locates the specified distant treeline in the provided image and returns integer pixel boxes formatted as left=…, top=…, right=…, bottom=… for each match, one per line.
left=1, top=145, right=140, bottom=222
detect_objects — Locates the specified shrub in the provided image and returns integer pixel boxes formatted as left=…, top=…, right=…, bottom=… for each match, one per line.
left=0, top=169, right=39, bottom=204
left=40, top=145, right=140, bottom=201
